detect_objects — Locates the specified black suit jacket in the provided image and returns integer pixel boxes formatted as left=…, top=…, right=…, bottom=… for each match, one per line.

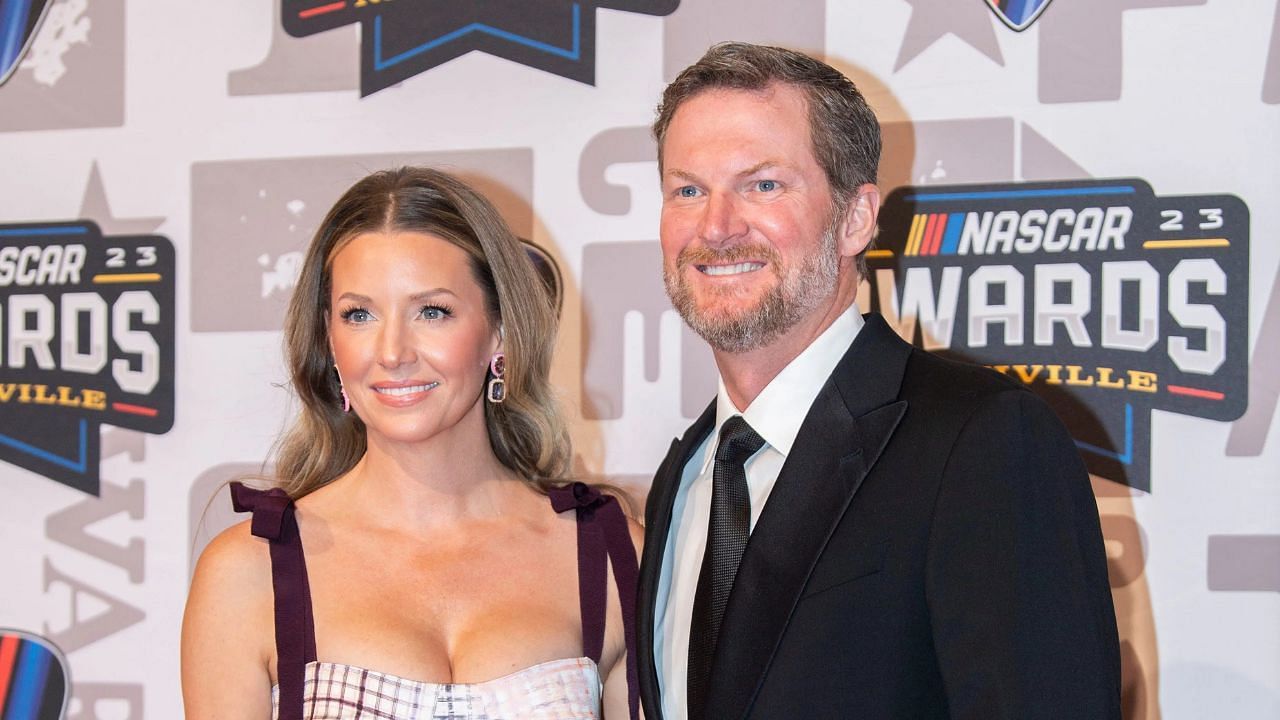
left=637, top=313, right=1121, bottom=719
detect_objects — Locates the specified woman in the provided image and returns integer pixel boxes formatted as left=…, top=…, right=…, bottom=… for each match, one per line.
left=182, top=168, right=641, bottom=719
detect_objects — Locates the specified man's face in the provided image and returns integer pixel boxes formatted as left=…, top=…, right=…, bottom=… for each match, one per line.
left=659, top=84, right=843, bottom=354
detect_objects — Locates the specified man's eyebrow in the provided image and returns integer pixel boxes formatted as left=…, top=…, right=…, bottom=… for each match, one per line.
left=738, top=161, right=785, bottom=177
left=664, top=168, right=701, bottom=183
left=664, top=162, right=790, bottom=184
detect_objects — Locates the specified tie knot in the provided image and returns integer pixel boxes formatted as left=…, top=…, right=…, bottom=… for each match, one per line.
left=716, top=415, right=765, bottom=466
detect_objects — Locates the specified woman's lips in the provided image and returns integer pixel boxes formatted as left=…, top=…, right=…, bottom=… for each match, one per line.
left=370, top=381, right=439, bottom=406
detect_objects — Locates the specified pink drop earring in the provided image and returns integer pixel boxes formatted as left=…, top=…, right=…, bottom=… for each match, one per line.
left=487, top=352, right=506, bottom=404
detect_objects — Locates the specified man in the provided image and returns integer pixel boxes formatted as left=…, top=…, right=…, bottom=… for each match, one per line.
left=637, top=42, right=1121, bottom=719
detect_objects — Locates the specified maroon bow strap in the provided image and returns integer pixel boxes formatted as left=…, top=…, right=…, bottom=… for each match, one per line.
left=230, top=483, right=294, bottom=541
left=550, top=482, right=641, bottom=720
left=229, top=482, right=316, bottom=720
left=548, top=479, right=610, bottom=513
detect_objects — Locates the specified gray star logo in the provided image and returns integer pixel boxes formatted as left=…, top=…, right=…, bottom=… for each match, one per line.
left=896, top=0, right=1004, bottom=71
left=78, top=162, right=165, bottom=235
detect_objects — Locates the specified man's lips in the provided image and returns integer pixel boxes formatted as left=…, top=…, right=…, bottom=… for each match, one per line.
left=695, top=261, right=766, bottom=277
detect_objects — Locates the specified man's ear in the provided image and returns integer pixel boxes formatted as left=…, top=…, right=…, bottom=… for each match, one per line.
left=836, top=184, right=881, bottom=258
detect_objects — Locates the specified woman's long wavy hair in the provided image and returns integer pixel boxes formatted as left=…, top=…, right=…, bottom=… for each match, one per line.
left=273, top=167, right=570, bottom=498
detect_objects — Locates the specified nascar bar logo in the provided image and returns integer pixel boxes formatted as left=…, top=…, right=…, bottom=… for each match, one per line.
left=0, top=221, right=175, bottom=496
left=986, top=0, right=1054, bottom=32
left=0, top=629, right=69, bottom=720
left=282, top=0, right=680, bottom=97
left=867, top=179, right=1248, bottom=491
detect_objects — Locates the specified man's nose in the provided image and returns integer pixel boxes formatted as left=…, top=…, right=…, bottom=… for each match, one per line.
left=697, top=192, right=748, bottom=246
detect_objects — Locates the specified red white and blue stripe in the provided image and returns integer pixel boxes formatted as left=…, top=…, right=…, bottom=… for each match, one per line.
left=0, top=631, right=67, bottom=720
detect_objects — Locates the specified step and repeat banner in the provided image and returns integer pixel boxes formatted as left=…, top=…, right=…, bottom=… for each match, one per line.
left=0, top=1, right=1277, bottom=717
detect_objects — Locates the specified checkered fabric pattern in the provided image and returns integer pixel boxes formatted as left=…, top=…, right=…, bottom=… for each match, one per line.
left=271, top=657, right=602, bottom=719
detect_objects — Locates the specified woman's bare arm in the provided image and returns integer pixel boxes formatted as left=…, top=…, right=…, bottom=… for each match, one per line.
left=601, top=516, right=645, bottom=719
left=181, top=520, right=275, bottom=720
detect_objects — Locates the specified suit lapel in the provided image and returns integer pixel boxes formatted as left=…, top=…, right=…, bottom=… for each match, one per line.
left=703, top=314, right=914, bottom=719
left=637, top=401, right=716, bottom=720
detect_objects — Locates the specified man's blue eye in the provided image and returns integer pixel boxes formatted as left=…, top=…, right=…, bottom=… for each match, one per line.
left=756, top=180, right=777, bottom=192
left=679, top=186, right=699, bottom=197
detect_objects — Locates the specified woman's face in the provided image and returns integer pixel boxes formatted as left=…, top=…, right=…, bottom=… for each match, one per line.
left=327, top=230, right=499, bottom=446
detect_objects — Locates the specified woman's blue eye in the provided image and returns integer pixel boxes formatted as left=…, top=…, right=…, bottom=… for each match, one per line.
left=341, top=308, right=370, bottom=323
left=420, top=305, right=453, bottom=321
left=756, top=180, right=777, bottom=192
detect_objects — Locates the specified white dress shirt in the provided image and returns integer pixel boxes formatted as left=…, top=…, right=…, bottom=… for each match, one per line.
left=653, top=304, right=864, bottom=720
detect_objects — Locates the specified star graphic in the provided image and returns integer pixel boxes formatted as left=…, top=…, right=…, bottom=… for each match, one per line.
left=78, top=162, right=165, bottom=235
left=284, top=0, right=680, bottom=96
left=895, top=0, right=1004, bottom=71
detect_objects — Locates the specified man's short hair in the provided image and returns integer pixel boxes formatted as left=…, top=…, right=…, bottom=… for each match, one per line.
left=653, top=42, right=882, bottom=276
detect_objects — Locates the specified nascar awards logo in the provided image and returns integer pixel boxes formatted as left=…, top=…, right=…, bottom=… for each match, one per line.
left=0, top=221, right=175, bottom=496
left=867, top=179, right=1248, bottom=491
left=282, top=0, right=680, bottom=96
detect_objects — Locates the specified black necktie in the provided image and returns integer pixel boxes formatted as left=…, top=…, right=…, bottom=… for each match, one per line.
left=687, top=415, right=765, bottom=720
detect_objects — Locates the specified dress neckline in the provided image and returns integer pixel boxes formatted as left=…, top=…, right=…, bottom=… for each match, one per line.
left=235, top=480, right=639, bottom=719
left=271, top=655, right=599, bottom=692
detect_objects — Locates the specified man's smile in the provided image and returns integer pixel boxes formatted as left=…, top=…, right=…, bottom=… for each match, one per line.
left=697, top=262, right=766, bottom=277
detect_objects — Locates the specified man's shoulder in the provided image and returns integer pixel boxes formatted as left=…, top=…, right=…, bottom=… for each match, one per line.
left=847, top=313, right=1024, bottom=409
left=893, top=348, right=1079, bottom=467
left=898, top=345, right=1029, bottom=410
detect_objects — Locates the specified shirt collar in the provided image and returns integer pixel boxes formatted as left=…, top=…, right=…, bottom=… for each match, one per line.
left=703, top=303, right=864, bottom=472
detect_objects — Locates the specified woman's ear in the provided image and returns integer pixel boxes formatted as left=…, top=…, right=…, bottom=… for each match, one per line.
left=488, top=324, right=504, bottom=361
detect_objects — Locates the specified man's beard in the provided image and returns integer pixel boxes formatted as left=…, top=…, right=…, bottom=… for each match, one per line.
left=664, top=227, right=840, bottom=354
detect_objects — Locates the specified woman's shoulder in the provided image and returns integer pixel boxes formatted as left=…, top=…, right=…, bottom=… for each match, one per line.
left=183, top=521, right=275, bottom=713
left=601, top=487, right=645, bottom=556
left=191, top=519, right=273, bottom=604
left=184, top=518, right=275, bottom=666
left=625, top=514, right=644, bottom=556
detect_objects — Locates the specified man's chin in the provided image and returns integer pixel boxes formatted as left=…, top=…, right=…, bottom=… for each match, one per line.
left=684, top=278, right=772, bottom=308
left=666, top=276, right=790, bottom=352
left=678, top=303, right=782, bottom=354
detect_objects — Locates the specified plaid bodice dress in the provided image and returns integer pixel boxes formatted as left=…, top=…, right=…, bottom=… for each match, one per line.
left=229, top=482, right=640, bottom=720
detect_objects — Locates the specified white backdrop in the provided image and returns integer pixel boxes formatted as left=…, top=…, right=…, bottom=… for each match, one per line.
left=0, top=1, right=1277, bottom=717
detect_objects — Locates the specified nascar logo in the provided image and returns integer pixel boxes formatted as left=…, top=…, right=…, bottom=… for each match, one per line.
left=0, top=630, right=68, bottom=720
left=0, top=221, right=175, bottom=495
left=868, top=179, right=1249, bottom=491
left=902, top=204, right=1132, bottom=257
left=986, top=0, right=1054, bottom=32
left=0, top=0, right=53, bottom=86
